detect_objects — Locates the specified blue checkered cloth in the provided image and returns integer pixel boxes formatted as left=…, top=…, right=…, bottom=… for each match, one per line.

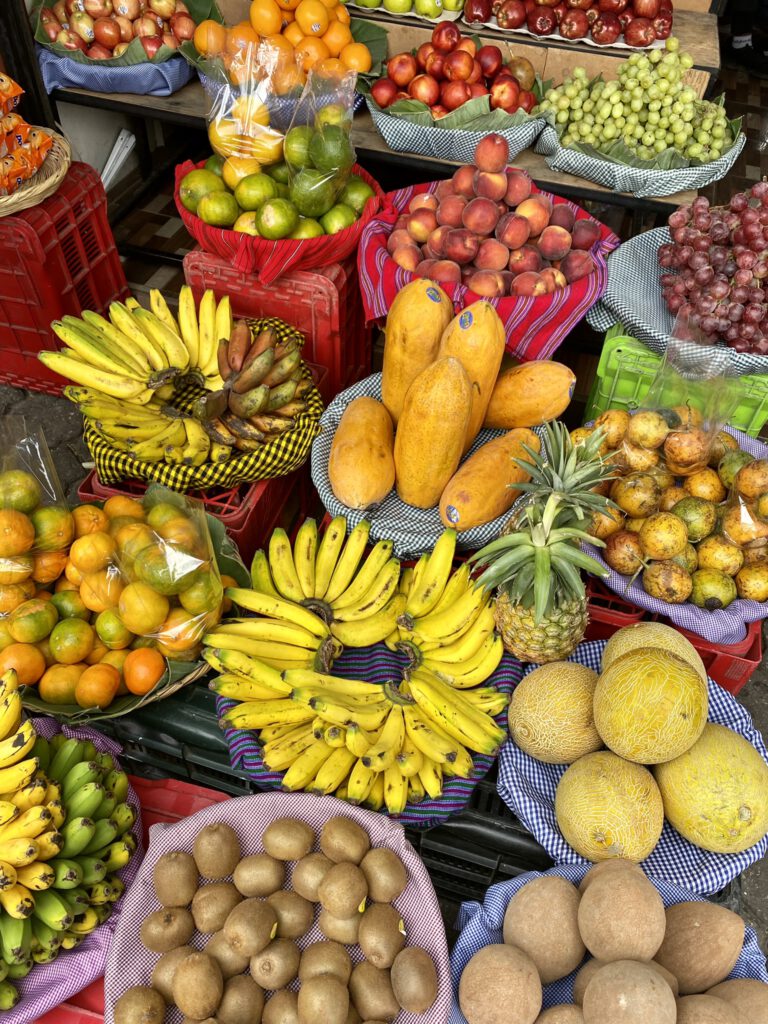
left=37, top=44, right=194, bottom=96
left=497, top=639, right=768, bottom=895
left=448, top=863, right=768, bottom=1024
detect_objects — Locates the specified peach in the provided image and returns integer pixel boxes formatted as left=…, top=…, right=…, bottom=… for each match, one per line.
left=462, top=196, right=500, bottom=235
left=508, top=244, right=543, bottom=274
left=473, top=170, right=508, bottom=201
left=549, top=204, right=575, bottom=232
left=475, top=238, right=510, bottom=271
left=452, top=165, right=476, bottom=198
left=504, top=169, right=532, bottom=207
left=561, top=250, right=596, bottom=283
left=415, top=259, right=438, bottom=277
left=430, top=259, right=462, bottom=283
left=407, top=208, right=439, bottom=243
left=422, top=242, right=440, bottom=261
left=516, top=196, right=551, bottom=236
left=394, top=215, right=409, bottom=231
left=474, top=132, right=510, bottom=173
left=496, top=212, right=530, bottom=250
left=387, top=229, right=413, bottom=255
left=511, top=271, right=548, bottom=296
left=571, top=219, right=601, bottom=250
left=391, top=245, right=422, bottom=272
left=538, top=225, right=572, bottom=261
left=409, top=193, right=439, bottom=214
left=428, top=225, right=451, bottom=256
left=437, top=195, right=468, bottom=227
left=435, top=179, right=454, bottom=200
left=500, top=270, right=515, bottom=293
left=444, top=229, right=480, bottom=265
left=461, top=266, right=475, bottom=287
left=466, top=270, right=506, bottom=297
left=540, top=267, right=567, bottom=291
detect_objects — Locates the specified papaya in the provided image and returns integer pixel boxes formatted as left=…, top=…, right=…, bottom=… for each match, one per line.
left=439, top=429, right=540, bottom=531
left=483, top=360, right=576, bottom=430
left=437, top=301, right=506, bottom=454
left=328, top=397, right=395, bottom=510
left=394, top=357, right=472, bottom=509
left=381, top=279, right=454, bottom=425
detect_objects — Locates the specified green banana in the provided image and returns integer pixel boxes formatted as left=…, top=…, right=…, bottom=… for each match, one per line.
left=30, top=738, right=49, bottom=774
left=82, top=819, right=119, bottom=855
left=48, top=740, right=84, bottom=784
left=76, top=857, right=107, bottom=886
left=104, top=875, right=125, bottom=902
left=104, top=768, right=129, bottom=802
left=111, top=803, right=136, bottom=836
left=0, top=915, right=30, bottom=965
left=93, top=753, right=114, bottom=775
left=92, top=793, right=117, bottom=822
left=79, top=741, right=98, bottom=763
left=0, top=979, right=19, bottom=1006
left=65, top=782, right=105, bottom=821
left=49, top=859, right=83, bottom=890
left=59, top=818, right=96, bottom=858
left=30, top=918, right=61, bottom=953
left=31, top=889, right=73, bottom=932
left=267, top=380, right=298, bottom=412
left=5, top=959, right=31, bottom=980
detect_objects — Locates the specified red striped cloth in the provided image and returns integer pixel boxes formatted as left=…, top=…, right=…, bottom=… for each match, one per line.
left=173, top=159, right=385, bottom=285
left=357, top=174, right=621, bottom=361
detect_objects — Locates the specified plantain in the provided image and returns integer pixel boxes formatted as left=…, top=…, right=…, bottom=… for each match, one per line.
left=222, top=413, right=267, bottom=442
left=232, top=348, right=275, bottom=394
left=217, top=338, right=232, bottom=382
left=228, top=386, right=269, bottom=419
left=250, top=414, right=295, bottom=434
left=202, top=418, right=237, bottom=447
left=295, top=379, right=314, bottom=399
left=192, top=389, right=230, bottom=423
left=241, top=328, right=277, bottom=369
left=267, top=380, right=298, bottom=412
left=227, top=321, right=252, bottom=374
left=261, top=348, right=302, bottom=388
left=273, top=338, right=299, bottom=361
left=234, top=437, right=265, bottom=452
left=271, top=400, right=307, bottom=418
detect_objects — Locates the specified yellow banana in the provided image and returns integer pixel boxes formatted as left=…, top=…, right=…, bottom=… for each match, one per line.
left=398, top=566, right=414, bottom=598
left=52, top=320, right=143, bottom=380
left=225, top=589, right=328, bottom=639
left=411, top=585, right=489, bottom=643
left=202, top=648, right=290, bottom=693
left=403, top=705, right=458, bottom=765
left=418, top=759, right=443, bottom=800
left=80, top=310, right=151, bottom=376
left=406, top=554, right=429, bottom=603
left=0, top=671, right=19, bottom=703
left=306, top=697, right=390, bottom=732
left=43, top=783, right=60, bottom=805
left=396, top=731, right=424, bottom=778
left=308, top=747, right=355, bottom=796
left=324, top=521, right=371, bottom=605
left=462, top=686, right=508, bottom=713
left=405, top=528, right=457, bottom=619
left=424, top=634, right=504, bottom=688
left=362, top=706, right=404, bottom=772
left=384, top=764, right=408, bottom=815
left=9, top=781, right=47, bottom=813
left=259, top=721, right=304, bottom=743
left=0, top=759, right=38, bottom=794
left=0, top=692, right=21, bottom=743
left=108, top=301, right=167, bottom=371
left=313, top=517, right=347, bottom=600
left=345, top=724, right=379, bottom=758
left=408, top=773, right=426, bottom=804
left=197, top=289, right=218, bottom=376
left=0, top=883, right=33, bottom=918
left=0, top=722, right=36, bottom=770
left=330, top=540, right=393, bottom=612
left=132, top=308, right=189, bottom=371
left=293, top=519, right=317, bottom=600
left=46, top=802, right=65, bottom=829
left=130, top=420, right=187, bottom=461
left=282, top=670, right=382, bottom=699
left=0, top=861, right=16, bottom=890
left=181, top=417, right=211, bottom=465
left=268, top=529, right=304, bottom=603
left=426, top=720, right=474, bottom=777
left=0, top=804, right=17, bottom=827
left=34, top=832, right=63, bottom=861
left=14, top=862, right=53, bottom=892
left=261, top=727, right=317, bottom=772
left=409, top=671, right=504, bottom=754
left=95, top=417, right=172, bottom=443
left=346, top=758, right=375, bottom=804
left=290, top=686, right=388, bottom=709
left=69, top=907, right=100, bottom=935
left=149, top=288, right=181, bottom=339
left=0, top=806, right=51, bottom=842
left=210, top=442, right=231, bottom=464
left=213, top=620, right=321, bottom=651
left=220, top=700, right=314, bottom=731
left=332, top=558, right=400, bottom=622
left=323, top=726, right=346, bottom=749
left=213, top=295, right=233, bottom=374
left=281, top=741, right=333, bottom=791
left=37, top=352, right=149, bottom=401
left=202, top=634, right=316, bottom=665
left=330, top=594, right=406, bottom=649
left=209, top=673, right=288, bottom=702
left=363, top=772, right=385, bottom=811
left=249, top=551, right=281, bottom=599
left=177, top=285, right=199, bottom=367
left=430, top=563, right=473, bottom=617
left=419, top=604, right=496, bottom=665
left=0, top=838, right=38, bottom=868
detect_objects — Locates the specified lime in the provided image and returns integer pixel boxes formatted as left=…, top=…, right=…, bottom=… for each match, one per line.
left=289, top=168, right=336, bottom=219
left=265, top=161, right=291, bottom=184
left=179, top=169, right=226, bottom=214
left=284, top=125, right=315, bottom=170
left=314, top=103, right=351, bottom=132
left=197, top=191, right=241, bottom=227
left=204, top=154, right=226, bottom=177
left=274, top=182, right=290, bottom=199
left=234, top=172, right=278, bottom=211
left=256, top=198, right=300, bottom=240
left=320, top=203, right=357, bottom=235
left=308, top=124, right=355, bottom=174
left=234, top=211, right=261, bottom=235
left=290, top=217, right=325, bottom=239
left=339, top=175, right=374, bottom=215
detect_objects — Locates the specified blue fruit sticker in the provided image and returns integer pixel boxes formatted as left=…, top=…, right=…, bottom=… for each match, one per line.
left=445, top=505, right=460, bottom=524
left=426, top=287, right=441, bottom=303
left=459, top=311, right=473, bottom=330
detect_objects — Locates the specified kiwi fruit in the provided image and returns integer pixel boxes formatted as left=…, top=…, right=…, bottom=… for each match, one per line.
left=114, top=985, right=166, bottom=1024
left=298, top=975, right=350, bottom=1024
left=299, top=940, right=352, bottom=984
left=358, top=904, right=406, bottom=969
left=263, top=818, right=315, bottom=861
left=224, top=897, right=278, bottom=957
left=320, top=818, right=371, bottom=865
left=391, top=947, right=438, bottom=1012
left=349, top=962, right=400, bottom=1022
left=172, top=952, right=224, bottom=1020
left=360, top=850, right=408, bottom=904
left=217, top=974, right=265, bottom=1024
left=318, top=862, right=368, bottom=918
left=205, top=929, right=251, bottom=978
left=193, top=822, right=241, bottom=880
left=150, top=945, right=194, bottom=1003
left=263, top=989, right=300, bottom=1024
left=266, top=890, right=314, bottom=939
left=251, top=938, right=301, bottom=989
left=293, top=853, right=334, bottom=902
left=153, top=851, right=198, bottom=907
left=318, top=909, right=362, bottom=944
left=191, top=881, right=242, bottom=934
left=234, top=853, right=285, bottom=897
left=140, top=908, right=195, bottom=953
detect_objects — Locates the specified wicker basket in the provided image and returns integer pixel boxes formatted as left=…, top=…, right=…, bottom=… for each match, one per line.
left=0, top=129, right=71, bottom=219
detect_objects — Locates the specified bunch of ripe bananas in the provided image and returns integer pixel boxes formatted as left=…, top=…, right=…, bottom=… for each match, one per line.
left=0, top=673, right=137, bottom=1009
left=206, top=520, right=508, bottom=814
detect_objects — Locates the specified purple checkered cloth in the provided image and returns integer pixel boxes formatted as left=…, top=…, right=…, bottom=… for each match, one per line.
left=216, top=642, right=524, bottom=828
left=6, top=717, right=143, bottom=1024
left=37, top=45, right=194, bottom=96
left=449, top=863, right=768, bottom=1024
left=497, top=640, right=768, bottom=895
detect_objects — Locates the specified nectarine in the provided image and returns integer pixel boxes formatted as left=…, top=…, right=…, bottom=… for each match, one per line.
left=444, top=229, right=480, bottom=265
left=538, top=225, right=572, bottom=261
left=475, top=237, right=510, bottom=271
left=466, top=270, right=506, bottom=297
left=462, top=196, right=499, bottom=235
left=474, top=132, right=510, bottom=173
left=511, top=271, right=548, bottom=296
left=496, top=212, right=530, bottom=250
left=437, top=195, right=468, bottom=227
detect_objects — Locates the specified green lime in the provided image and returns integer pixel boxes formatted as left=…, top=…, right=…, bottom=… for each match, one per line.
left=314, top=103, right=351, bottom=132
left=274, top=182, right=290, bottom=199
left=284, top=125, right=315, bottom=170
left=290, top=217, right=325, bottom=239
left=289, top=168, right=336, bottom=219
left=179, top=168, right=226, bottom=214
left=339, top=175, right=374, bottom=215
left=197, top=191, right=241, bottom=227
left=204, top=154, right=226, bottom=177
left=266, top=161, right=291, bottom=184
left=308, top=124, right=355, bottom=175
left=234, top=172, right=278, bottom=211
left=320, top=203, right=357, bottom=235
left=256, top=198, right=300, bottom=240
left=234, top=211, right=261, bottom=235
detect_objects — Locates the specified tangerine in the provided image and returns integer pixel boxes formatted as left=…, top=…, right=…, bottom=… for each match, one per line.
left=49, top=619, right=95, bottom=665
left=8, top=599, right=58, bottom=644
left=74, top=664, right=120, bottom=710
left=95, top=610, right=134, bottom=651
left=333, top=4, right=351, bottom=22
left=54, top=577, right=78, bottom=593
left=123, top=648, right=166, bottom=696
left=179, top=570, right=224, bottom=616
left=321, top=20, right=352, bottom=56
left=72, top=505, right=108, bottom=537
left=100, top=650, right=130, bottom=696
left=39, top=664, right=86, bottom=705
left=118, top=582, right=169, bottom=636
left=155, top=607, right=207, bottom=654
left=80, top=569, right=124, bottom=614
left=230, top=96, right=271, bottom=129
left=0, top=643, right=46, bottom=686
left=0, top=585, right=28, bottom=615
left=114, top=522, right=154, bottom=563
left=226, top=20, right=260, bottom=53
left=0, top=555, right=33, bottom=585
left=296, top=0, right=329, bottom=36
left=339, top=41, right=371, bottom=72
left=262, top=32, right=296, bottom=59
left=272, top=62, right=306, bottom=96
left=36, top=637, right=55, bottom=667
left=250, top=0, right=283, bottom=36
left=135, top=544, right=200, bottom=597
left=69, top=532, right=116, bottom=575
left=220, top=574, right=238, bottom=613
left=222, top=156, right=263, bottom=191
left=276, top=0, right=301, bottom=11
left=0, top=471, right=42, bottom=515
left=0, top=511, right=35, bottom=558
left=30, top=507, right=75, bottom=552
left=50, top=590, right=90, bottom=621
left=35, top=591, right=53, bottom=602
left=18, top=580, right=35, bottom=599
left=103, top=496, right=144, bottom=521
left=86, top=639, right=110, bottom=665
left=314, top=56, right=347, bottom=78
left=282, top=9, right=296, bottom=23
left=65, top=561, right=84, bottom=586
left=0, top=621, right=14, bottom=653
left=283, top=20, right=304, bottom=44
left=193, top=18, right=227, bottom=56
left=157, top=641, right=202, bottom=661
left=31, top=550, right=68, bottom=585
left=295, top=35, right=330, bottom=71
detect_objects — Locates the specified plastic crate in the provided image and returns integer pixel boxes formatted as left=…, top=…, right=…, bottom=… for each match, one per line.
left=183, top=248, right=372, bottom=402
left=650, top=616, right=763, bottom=696
left=0, top=162, right=129, bottom=394
left=584, top=577, right=646, bottom=640
left=585, top=327, right=768, bottom=437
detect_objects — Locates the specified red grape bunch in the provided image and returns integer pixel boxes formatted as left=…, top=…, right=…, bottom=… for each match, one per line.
left=658, top=181, right=768, bottom=354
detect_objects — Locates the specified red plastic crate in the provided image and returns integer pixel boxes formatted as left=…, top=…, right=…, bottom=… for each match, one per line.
left=584, top=577, right=646, bottom=641
left=183, top=248, right=372, bottom=402
left=0, top=162, right=129, bottom=394
left=650, top=616, right=763, bottom=696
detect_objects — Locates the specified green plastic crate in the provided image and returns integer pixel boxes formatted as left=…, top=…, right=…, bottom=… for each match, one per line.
left=585, top=326, right=768, bottom=437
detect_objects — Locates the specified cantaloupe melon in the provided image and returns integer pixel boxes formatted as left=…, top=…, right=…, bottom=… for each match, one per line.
left=653, top=724, right=768, bottom=854
left=508, top=663, right=603, bottom=765
left=601, top=623, right=707, bottom=683
left=554, top=751, right=664, bottom=862
left=592, top=649, right=708, bottom=765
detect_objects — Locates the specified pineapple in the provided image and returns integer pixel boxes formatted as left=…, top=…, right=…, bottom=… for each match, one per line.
left=473, top=422, right=615, bottom=663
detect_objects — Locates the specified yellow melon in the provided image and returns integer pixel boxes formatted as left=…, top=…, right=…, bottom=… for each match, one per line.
left=653, top=723, right=768, bottom=854
left=554, top=751, right=664, bottom=862
left=593, top=648, right=708, bottom=765
left=508, top=663, right=604, bottom=765
left=601, top=622, right=707, bottom=683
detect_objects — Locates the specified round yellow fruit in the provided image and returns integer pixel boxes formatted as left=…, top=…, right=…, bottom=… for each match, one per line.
left=601, top=622, right=707, bottom=683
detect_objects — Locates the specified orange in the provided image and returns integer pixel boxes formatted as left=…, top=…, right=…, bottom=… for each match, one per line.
left=273, top=62, right=305, bottom=95
left=8, top=599, right=58, bottom=644
left=262, top=32, right=296, bottom=60
left=36, top=637, right=55, bottom=667
left=282, top=9, right=296, bottom=23
left=179, top=570, right=224, bottom=617
left=230, top=96, right=271, bottom=129
left=276, top=0, right=301, bottom=11
left=19, top=580, right=35, bottom=599
left=250, top=0, right=283, bottom=37
left=65, top=561, right=84, bottom=587
left=222, top=156, right=263, bottom=192
left=0, top=585, right=28, bottom=615
left=100, top=649, right=130, bottom=696
left=72, top=505, right=108, bottom=538
left=339, top=41, right=371, bottom=72
left=193, top=18, right=227, bottom=56
left=321, top=20, right=351, bottom=56
left=333, top=4, right=351, bottom=23
left=123, top=648, right=167, bottom=696
left=86, top=639, right=110, bottom=665
left=155, top=607, right=207, bottom=655
left=220, top=575, right=237, bottom=613
left=118, top=582, right=170, bottom=636
left=103, top=496, right=144, bottom=521
left=314, top=56, right=347, bottom=78
left=74, top=664, right=120, bottom=710
left=283, top=20, right=304, bottom=45
left=39, top=664, right=86, bottom=705
left=296, top=0, right=329, bottom=35
left=0, top=643, right=46, bottom=686
left=69, top=532, right=116, bottom=575
left=55, top=577, right=78, bottom=593
left=30, top=507, right=75, bottom=553
left=226, top=20, right=260, bottom=53
left=114, top=522, right=154, bottom=563
left=0, top=555, right=33, bottom=585
left=80, top=569, right=124, bottom=615
left=35, top=591, right=52, bottom=602
left=0, top=511, right=35, bottom=558
left=32, top=550, right=68, bottom=585
left=50, top=590, right=90, bottom=621
left=0, top=471, right=42, bottom=515
left=0, top=621, right=14, bottom=654
left=49, top=619, right=94, bottom=665
left=295, top=35, right=330, bottom=71
left=95, top=610, right=134, bottom=651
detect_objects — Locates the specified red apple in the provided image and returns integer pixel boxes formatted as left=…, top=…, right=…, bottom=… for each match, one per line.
left=457, top=37, right=478, bottom=55
left=440, top=80, right=471, bottom=110
left=83, top=0, right=111, bottom=15
left=464, top=0, right=492, bottom=19
left=591, top=11, right=621, bottom=42
left=371, top=77, right=398, bottom=108
left=114, top=14, right=134, bottom=39
left=66, top=0, right=84, bottom=12
left=496, top=0, right=527, bottom=26
left=134, top=13, right=158, bottom=35
left=416, top=42, right=435, bottom=68
left=56, top=27, right=87, bottom=48
left=517, top=89, right=537, bottom=113
left=425, top=51, right=446, bottom=80
left=469, top=82, right=489, bottom=98
left=148, top=0, right=175, bottom=16
left=409, top=74, right=440, bottom=105
left=387, top=53, right=418, bottom=87
left=162, top=30, right=179, bottom=48
left=623, top=16, right=656, bottom=45
left=114, top=0, right=138, bottom=13
left=553, top=3, right=567, bottom=22
left=477, top=44, right=503, bottom=77
left=633, top=0, right=660, bottom=15
left=560, top=8, right=589, bottom=36
left=652, top=12, right=672, bottom=37
left=430, top=104, right=449, bottom=119
left=566, top=0, right=592, bottom=8
left=86, top=41, right=113, bottom=57
left=490, top=76, right=520, bottom=110
left=444, top=49, right=475, bottom=80
left=432, top=21, right=461, bottom=52
left=598, top=0, right=627, bottom=10
left=527, top=5, right=557, bottom=33
left=140, top=32, right=162, bottom=55
left=93, top=16, right=120, bottom=46
left=587, top=6, right=600, bottom=22
left=169, top=11, right=194, bottom=38
left=537, top=0, right=560, bottom=7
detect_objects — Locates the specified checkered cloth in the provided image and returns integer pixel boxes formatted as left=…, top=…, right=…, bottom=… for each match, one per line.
left=496, top=639, right=768, bottom=895
left=215, top=641, right=524, bottom=829
left=587, top=227, right=768, bottom=375
left=535, top=122, right=746, bottom=199
left=448, top=863, right=768, bottom=1024
left=37, top=45, right=194, bottom=97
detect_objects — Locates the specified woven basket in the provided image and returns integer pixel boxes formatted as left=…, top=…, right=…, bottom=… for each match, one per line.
left=0, top=129, right=70, bottom=218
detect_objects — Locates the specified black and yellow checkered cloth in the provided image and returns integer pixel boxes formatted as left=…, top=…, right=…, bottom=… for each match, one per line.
left=83, top=318, right=324, bottom=492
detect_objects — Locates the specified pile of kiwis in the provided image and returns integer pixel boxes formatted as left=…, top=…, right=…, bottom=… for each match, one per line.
left=113, top=814, right=439, bottom=1024
left=458, top=859, right=766, bottom=1024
